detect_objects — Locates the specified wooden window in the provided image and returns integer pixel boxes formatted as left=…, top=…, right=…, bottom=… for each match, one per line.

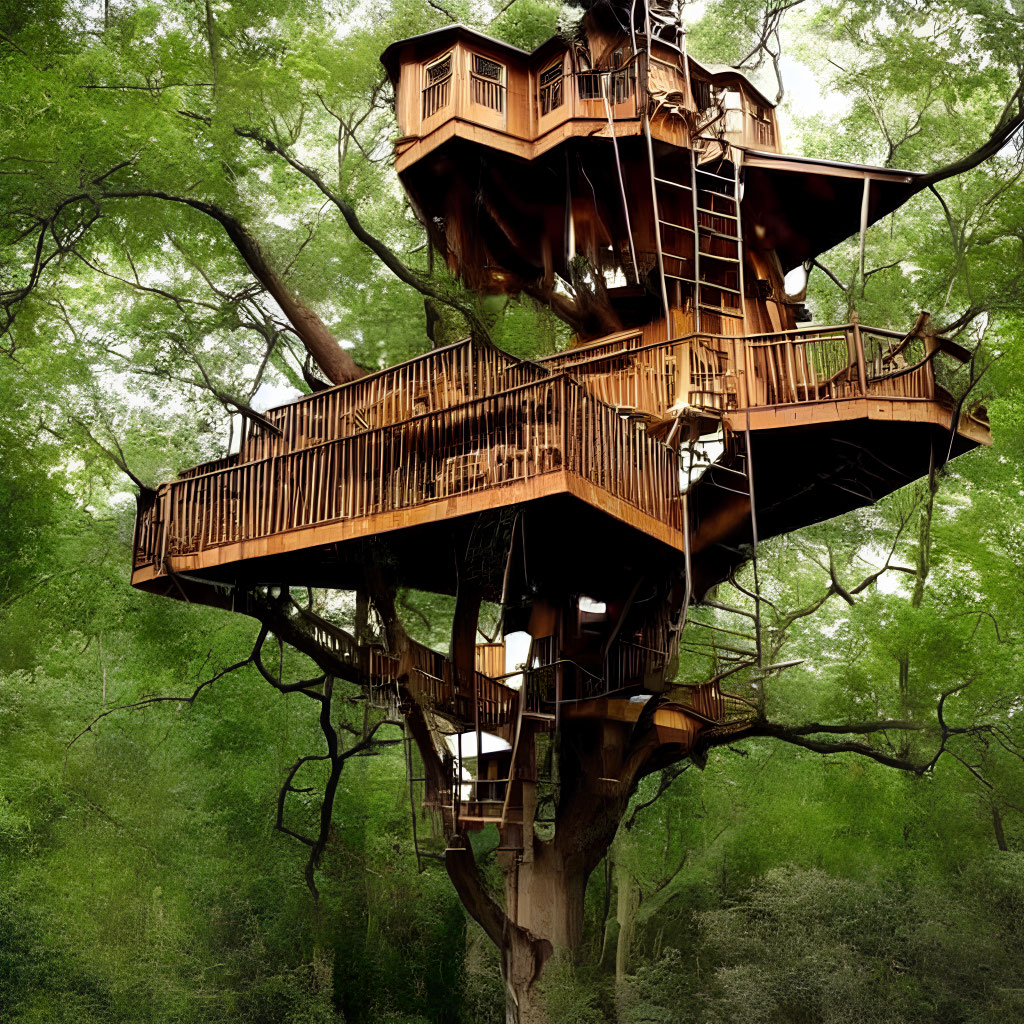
left=427, top=53, right=452, bottom=83
left=539, top=60, right=563, bottom=115
left=611, top=68, right=633, bottom=105
left=471, top=53, right=505, bottom=112
left=753, top=102, right=775, bottom=146
left=474, top=54, right=502, bottom=80
left=692, top=78, right=713, bottom=111
left=610, top=49, right=633, bottom=105
left=422, top=52, right=453, bottom=119
left=577, top=72, right=601, bottom=100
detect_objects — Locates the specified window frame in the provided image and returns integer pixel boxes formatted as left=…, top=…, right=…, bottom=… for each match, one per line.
left=538, top=58, right=565, bottom=116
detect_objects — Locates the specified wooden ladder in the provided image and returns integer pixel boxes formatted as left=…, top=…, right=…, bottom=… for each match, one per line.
left=649, top=148, right=747, bottom=333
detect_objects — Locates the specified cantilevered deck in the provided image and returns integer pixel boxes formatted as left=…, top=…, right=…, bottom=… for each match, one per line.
left=132, top=322, right=988, bottom=601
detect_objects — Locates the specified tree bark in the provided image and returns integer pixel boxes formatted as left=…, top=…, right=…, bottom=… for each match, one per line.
left=992, top=802, right=1009, bottom=852
left=102, top=190, right=366, bottom=385
left=916, top=102, right=1024, bottom=190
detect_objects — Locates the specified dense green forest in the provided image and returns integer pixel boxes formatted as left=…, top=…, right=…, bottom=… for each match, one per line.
left=2, top=0, right=1024, bottom=1021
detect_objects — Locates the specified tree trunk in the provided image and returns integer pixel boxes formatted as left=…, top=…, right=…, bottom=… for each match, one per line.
left=493, top=726, right=646, bottom=1021
left=614, top=858, right=638, bottom=985
left=499, top=842, right=589, bottom=1023
left=103, top=190, right=366, bottom=385
left=992, top=802, right=1009, bottom=852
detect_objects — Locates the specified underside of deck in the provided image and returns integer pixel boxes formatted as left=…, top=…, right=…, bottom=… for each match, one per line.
left=133, top=397, right=981, bottom=605
left=132, top=485, right=686, bottom=603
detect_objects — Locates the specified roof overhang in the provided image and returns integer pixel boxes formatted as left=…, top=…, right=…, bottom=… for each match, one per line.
left=740, top=149, right=924, bottom=271
left=380, top=23, right=563, bottom=83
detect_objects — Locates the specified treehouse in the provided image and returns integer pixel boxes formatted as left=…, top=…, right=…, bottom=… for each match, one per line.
left=131, top=4, right=989, bottom=855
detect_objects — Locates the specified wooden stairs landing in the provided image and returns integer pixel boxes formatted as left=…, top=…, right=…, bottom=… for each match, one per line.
left=272, top=605, right=521, bottom=734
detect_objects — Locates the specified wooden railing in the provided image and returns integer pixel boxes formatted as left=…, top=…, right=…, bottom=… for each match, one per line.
left=197, top=600, right=515, bottom=730
left=241, top=339, right=545, bottom=462
left=744, top=326, right=859, bottom=405
left=133, top=374, right=684, bottom=570
left=133, top=490, right=164, bottom=569
left=134, top=322, right=963, bottom=574
left=179, top=454, right=239, bottom=479
left=422, top=75, right=451, bottom=119
left=544, top=333, right=733, bottom=416
left=470, top=73, right=504, bottom=112
left=564, top=381, right=685, bottom=530
left=862, top=329, right=933, bottom=399
left=371, top=638, right=518, bottom=730
left=544, top=321, right=943, bottom=417
left=743, top=323, right=936, bottom=407
left=539, top=330, right=646, bottom=369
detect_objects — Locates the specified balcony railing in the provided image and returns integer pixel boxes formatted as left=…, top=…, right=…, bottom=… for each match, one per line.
left=133, top=374, right=684, bottom=571
left=542, top=320, right=944, bottom=418
left=470, top=72, right=504, bottom=113
left=241, top=339, right=545, bottom=462
left=134, top=322, right=975, bottom=575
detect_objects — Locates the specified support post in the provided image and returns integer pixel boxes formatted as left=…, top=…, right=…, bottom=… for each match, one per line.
left=858, top=176, right=871, bottom=296
left=734, top=159, right=747, bottom=330
left=852, top=311, right=868, bottom=395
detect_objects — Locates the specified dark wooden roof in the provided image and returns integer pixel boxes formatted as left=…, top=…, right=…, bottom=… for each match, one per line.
left=740, top=150, right=924, bottom=271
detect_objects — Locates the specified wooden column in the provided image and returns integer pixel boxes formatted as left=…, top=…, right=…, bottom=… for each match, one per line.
left=858, top=176, right=871, bottom=295
left=851, top=311, right=868, bottom=395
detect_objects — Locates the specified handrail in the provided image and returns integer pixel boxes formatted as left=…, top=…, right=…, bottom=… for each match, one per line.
left=178, top=453, right=240, bottom=479
left=133, top=374, right=684, bottom=570
left=133, top=318, right=978, bottom=575
left=543, top=321, right=946, bottom=413
left=240, top=338, right=548, bottom=462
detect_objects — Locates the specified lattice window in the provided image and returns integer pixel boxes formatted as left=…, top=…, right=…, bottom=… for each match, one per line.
left=539, top=60, right=564, bottom=115
left=473, top=55, right=502, bottom=80
left=422, top=52, right=453, bottom=119
left=471, top=54, right=505, bottom=112
left=427, top=53, right=452, bottom=83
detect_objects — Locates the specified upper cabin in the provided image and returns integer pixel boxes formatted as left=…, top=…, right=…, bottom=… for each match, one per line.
left=381, top=19, right=782, bottom=173
left=380, top=9, right=924, bottom=346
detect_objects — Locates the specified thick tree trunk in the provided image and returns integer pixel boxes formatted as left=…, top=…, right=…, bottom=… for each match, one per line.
left=492, top=726, right=649, bottom=1022
left=499, top=842, right=588, bottom=1023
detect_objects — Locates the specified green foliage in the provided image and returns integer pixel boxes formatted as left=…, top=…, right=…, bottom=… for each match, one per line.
left=540, top=954, right=605, bottom=1024
left=2, top=1, right=1024, bottom=1022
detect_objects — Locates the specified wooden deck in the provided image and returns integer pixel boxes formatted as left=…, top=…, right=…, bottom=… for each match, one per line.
left=132, top=325, right=988, bottom=593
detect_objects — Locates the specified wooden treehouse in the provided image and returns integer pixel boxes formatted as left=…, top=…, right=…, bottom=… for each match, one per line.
left=132, top=6, right=989, bottom=859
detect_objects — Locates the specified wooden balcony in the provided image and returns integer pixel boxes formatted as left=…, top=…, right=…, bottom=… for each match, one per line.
left=133, top=325, right=988, bottom=601
left=540, top=319, right=990, bottom=442
left=134, top=362, right=684, bottom=584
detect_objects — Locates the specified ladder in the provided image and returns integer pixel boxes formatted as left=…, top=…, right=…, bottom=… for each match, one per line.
left=650, top=147, right=746, bottom=332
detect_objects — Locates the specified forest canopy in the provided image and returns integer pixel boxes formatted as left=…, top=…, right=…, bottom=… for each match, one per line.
left=2, top=0, right=1024, bottom=1021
